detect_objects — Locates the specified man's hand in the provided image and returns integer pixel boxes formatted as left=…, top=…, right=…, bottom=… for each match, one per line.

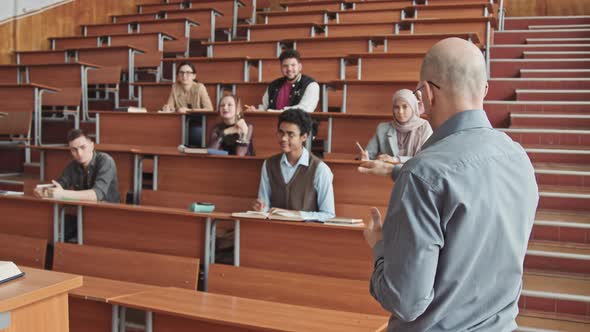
left=358, top=160, right=394, bottom=177
left=269, top=207, right=300, bottom=216
left=46, top=180, right=64, bottom=200
left=161, top=104, right=174, bottom=113
left=377, top=154, right=399, bottom=163
left=363, top=207, right=383, bottom=248
left=252, top=198, right=266, bottom=212
left=244, top=105, right=258, bottom=112
left=360, top=150, right=370, bottom=161
left=33, top=186, right=48, bottom=199
left=177, top=107, right=190, bottom=113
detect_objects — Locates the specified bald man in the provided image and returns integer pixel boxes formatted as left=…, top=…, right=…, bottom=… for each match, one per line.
left=360, top=38, right=539, bottom=331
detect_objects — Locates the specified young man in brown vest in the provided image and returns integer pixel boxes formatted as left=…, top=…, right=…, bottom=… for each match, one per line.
left=252, top=109, right=335, bottom=221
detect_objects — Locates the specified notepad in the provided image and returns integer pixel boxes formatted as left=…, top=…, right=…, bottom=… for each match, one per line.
left=232, top=210, right=305, bottom=222
left=0, top=261, right=25, bottom=285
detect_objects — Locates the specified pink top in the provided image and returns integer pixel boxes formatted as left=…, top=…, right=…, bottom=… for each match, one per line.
left=275, top=80, right=292, bottom=110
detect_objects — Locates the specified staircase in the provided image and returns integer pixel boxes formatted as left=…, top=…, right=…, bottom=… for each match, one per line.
left=491, top=16, right=590, bottom=327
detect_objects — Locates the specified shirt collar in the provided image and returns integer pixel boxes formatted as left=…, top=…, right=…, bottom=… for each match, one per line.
left=422, top=109, right=491, bottom=150
left=281, top=148, right=309, bottom=168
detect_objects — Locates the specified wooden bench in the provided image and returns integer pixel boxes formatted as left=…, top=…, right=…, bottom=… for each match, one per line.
left=138, top=0, right=244, bottom=37
left=0, top=233, right=47, bottom=268
left=327, top=80, right=417, bottom=114
left=53, top=242, right=199, bottom=332
left=15, top=46, right=144, bottom=102
left=111, top=8, right=221, bottom=42
left=259, top=9, right=336, bottom=25
left=208, top=264, right=388, bottom=315
left=0, top=83, right=60, bottom=145
left=161, top=56, right=249, bottom=83
left=0, top=195, right=56, bottom=242
left=280, top=0, right=353, bottom=12
left=50, top=32, right=173, bottom=70
left=244, top=22, right=326, bottom=42
left=109, top=286, right=389, bottom=331
left=80, top=18, right=200, bottom=56
left=404, top=3, right=494, bottom=20
left=95, top=111, right=184, bottom=147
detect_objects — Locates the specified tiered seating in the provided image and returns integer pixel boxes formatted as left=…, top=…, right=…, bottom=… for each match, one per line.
left=1, top=0, right=589, bottom=330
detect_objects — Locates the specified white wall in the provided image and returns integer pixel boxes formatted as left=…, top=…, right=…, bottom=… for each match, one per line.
left=0, top=0, right=70, bottom=23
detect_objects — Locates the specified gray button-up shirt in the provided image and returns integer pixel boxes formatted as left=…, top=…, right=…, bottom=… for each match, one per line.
left=371, top=110, right=539, bottom=331
left=57, top=151, right=121, bottom=203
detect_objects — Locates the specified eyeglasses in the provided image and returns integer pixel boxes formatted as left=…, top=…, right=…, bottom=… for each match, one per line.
left=178, top=71, right=195, bottom=75
left=413, top=80, right=441, bottom=95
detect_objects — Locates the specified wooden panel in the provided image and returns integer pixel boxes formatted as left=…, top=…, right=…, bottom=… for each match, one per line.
left=339, top=81, right=415, bottom=114
left=338, top=10, right=402, bottom=24
left=0, top=86, right=36, bottom=112
left=240, top=220, right=373, bottom=280
left=327, top=23, right=396, bottom=37
left=413, top=21, right=487, bottom=44
left=16, top=51, right=67, bottom=65
left=158, top=155, right=262, bottom=197
left=68, top=297, right=112, bottom=332
left=109, top=34, right=162, bottom=68
left=0, top=0, right=136, bottom=64
left=54, top=242, right=200, bottom=289
left=0, top=233, right=47, bottom=268
left=249, top=25, right=312, bottom=41
left=154, top=314, right=261, bottom=332
left=211, top=41, right=277, bottom=58
left=358, top=55, right=422, bottom=81
left=77, top=47, right=132, bottom=68
left=506, top=0, right=590, bottom=16
left=141, top=189, right=253, bottom=212
left=353, top=1, right=408, bottom=11
left=296, top=39, right=370, bottom=57
left=415, top=6, right=487, bottom=19
left=264, top=13, right=327, bottom=25
left=3, top=293, right=70, bottom=332
left=99, top=112, right=183, bottom=147
left=0, top=197, right=54, bottom=241
left=82, top=205, right=207, bottom=258
left=209, top=264, right=388, bottom=315
left=233, top=84, right=270, bottom=111
left=330, top=117, right=389, bottom=155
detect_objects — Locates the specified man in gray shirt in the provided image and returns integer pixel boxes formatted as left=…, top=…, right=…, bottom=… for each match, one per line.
left=34, top=129, right=120, bottom=203
left=359, top=38, right=539, bottom=331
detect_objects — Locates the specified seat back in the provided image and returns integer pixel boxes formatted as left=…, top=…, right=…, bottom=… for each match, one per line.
left=0, top=233, right=47, bottom=268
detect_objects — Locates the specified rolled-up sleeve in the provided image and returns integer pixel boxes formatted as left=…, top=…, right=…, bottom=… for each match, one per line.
left=370, top=171, right=443, bottom=322
left=92, top=156, right=117, bottom=201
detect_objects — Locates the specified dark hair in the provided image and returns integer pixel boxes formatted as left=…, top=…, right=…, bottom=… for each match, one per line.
left=279, top=49, right=301, bottom=63
left=176, top=61, right=196, bottom=75
left=67, top=129, right=91, bottom=143
left=278, top=109, right=312, bottom=136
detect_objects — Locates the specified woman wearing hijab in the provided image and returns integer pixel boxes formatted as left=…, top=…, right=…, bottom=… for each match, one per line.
left=361, top=89, right=433, bottom=163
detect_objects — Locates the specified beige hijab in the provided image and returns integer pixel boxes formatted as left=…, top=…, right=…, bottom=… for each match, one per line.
left=391, top=89, right=430, bottom=157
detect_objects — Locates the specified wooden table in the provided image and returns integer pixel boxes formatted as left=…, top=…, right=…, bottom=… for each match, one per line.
left=110, top=287, right=388, bottom=331
left=0, top=267, right=82, bottom=332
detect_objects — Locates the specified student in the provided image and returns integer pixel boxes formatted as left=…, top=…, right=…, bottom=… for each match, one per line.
left=208, top=95, right=254, bottom=156
left=162, top=61, right=213, bottom=112
left=34, top=129, right=120, bottom=203
left=34, top=129, right=120, bottom=242
left=245, top=50, right=319, bottom=113
left=252, top=109, right=335, bottom=222
left=361, top=89, right=433, bottom=163
left=360, top=38, right=538, bottom=331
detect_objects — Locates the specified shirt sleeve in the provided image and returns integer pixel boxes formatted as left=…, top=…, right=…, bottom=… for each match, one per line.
left=257, top=160, right=271, bottom=213
left=56, top=163, right=74, bottom=189
left=283, top=82, right=319, bottom=113
left=259, top=88, right=269, bottom=111
left=370, top=171, right=443, bottom=322
left=299, top=162, right=335, bottom=222
left=198, top=84, right=214, bottom=110
left=92, top=155, right=118, bottom=202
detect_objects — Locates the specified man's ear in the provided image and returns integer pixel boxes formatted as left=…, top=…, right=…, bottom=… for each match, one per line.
left=301, top=132, right=308, bottom=143
left=298, top=62, right=303, bottom=72
left=483, top=82, right=489, bottom=98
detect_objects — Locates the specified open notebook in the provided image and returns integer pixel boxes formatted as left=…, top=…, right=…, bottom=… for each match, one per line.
left=232, top=210, right=305, bottom=222
left=0, top=261, right=25, bottom=285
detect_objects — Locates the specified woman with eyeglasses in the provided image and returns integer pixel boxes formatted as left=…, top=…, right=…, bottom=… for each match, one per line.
left=162, top=62, right=213, bottom=113
left=208, top=95, right=254, bottom=156
left=361, top=89, right=433, bottom=163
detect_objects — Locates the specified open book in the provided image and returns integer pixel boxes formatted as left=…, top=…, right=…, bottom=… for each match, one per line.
left=232, top=210, right=305, bottom=222
left=0, top=261, right=25, bottom=285
left=127, top=106, right=147, bottom=113
left=326, top=217, right=364, bottom=225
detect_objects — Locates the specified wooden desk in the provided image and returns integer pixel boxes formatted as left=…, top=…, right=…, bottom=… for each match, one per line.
left=406, top=3, right=494, bottom=20
left=245, top=22, right=325, bottom=42
left=110, top=287, right=388, bottom=331
left=327, top=80, right=417, bottom=114
left=111, top=8, right=221, bottom=42
left=0, top=267, right=82, bottom=332
left=0, top=195, right=56, bottom=243
left=0, top=83, right=60, bottom=146
left=96, top=112, right=184, bottom=147
left=337, top=8, right=404, bottom=24
left=259, top=10, right=336, bottom=25
left=280, top=0, right=352, bottom=12
left=161, top=57, right=249, bottom=83
left=256, top=56, right=342, bottom=82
